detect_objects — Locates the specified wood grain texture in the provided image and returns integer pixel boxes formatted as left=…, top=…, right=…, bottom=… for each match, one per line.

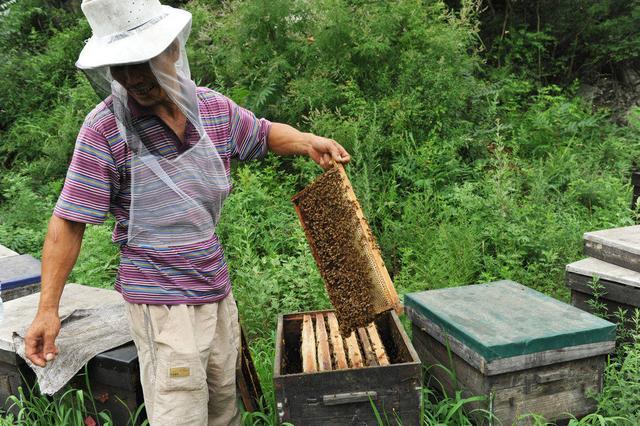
left=327, top=312, right=348, bottom=370
left=302, top=315, right=317, bottom=373
left=344, top=332, right=363, bottom=368
left=315, top=313, right=332, bottom=371
left=366, top=323, right=389, bottom=366
left=357, top=327, right=377, bottom=367
left=566, top=271, right=640, bottom=306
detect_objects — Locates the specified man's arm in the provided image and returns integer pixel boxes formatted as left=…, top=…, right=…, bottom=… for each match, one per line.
left=24, top=215, right=86, bottom=367
left=267, top=123, right=351, bottom=169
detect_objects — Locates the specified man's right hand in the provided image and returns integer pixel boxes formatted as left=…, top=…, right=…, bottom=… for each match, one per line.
left=24, top=311, right=61, bottom=367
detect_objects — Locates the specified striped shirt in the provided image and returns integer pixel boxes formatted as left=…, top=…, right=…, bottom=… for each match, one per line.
left=54, top=87, right=271, bottom=304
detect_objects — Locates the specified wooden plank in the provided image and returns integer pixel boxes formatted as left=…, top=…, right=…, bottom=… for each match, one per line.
left=407, top=306, right=614, bottom=375
left=326, top=312, right=348, bottom=370
left=366, top=323, right=389, bottom=366
left=315, top=313, right=332, bottom=371
left=566, top=271, right=640, bottom=307
left=335, top=164, right=402, bottom=315
left=357, top=327, right=377, bottom=367
left=583, top=226, right=640, bottom=272
left=344, top=332, right=363, bottom=368
left=302, top=315, right=317, bottom=373
left=237, top=324, right=264, bottom=412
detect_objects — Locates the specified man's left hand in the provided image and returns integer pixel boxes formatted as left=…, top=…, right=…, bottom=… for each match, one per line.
left=307, top=135, right=351, bottom=170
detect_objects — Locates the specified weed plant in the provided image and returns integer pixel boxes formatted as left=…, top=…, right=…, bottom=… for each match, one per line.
left=1, top=0, right=640, bottom=424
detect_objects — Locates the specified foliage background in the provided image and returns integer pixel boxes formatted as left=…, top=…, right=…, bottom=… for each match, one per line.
left=1, top=0, right=639, bottom=423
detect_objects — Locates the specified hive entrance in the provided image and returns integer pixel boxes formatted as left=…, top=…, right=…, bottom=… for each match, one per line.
left=292, top=165, right=401, bottom=334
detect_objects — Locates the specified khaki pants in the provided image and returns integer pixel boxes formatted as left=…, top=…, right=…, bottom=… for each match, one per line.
left=125, top=294, right=241, bottom=426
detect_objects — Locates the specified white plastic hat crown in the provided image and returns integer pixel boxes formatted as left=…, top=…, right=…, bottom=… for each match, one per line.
left=82, top=0, right=164, bottom=37
left=76, top=0, right=191, bottom=69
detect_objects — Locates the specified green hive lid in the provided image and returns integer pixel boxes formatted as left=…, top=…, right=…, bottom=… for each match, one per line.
left=405, top=280, right=616, bottom=361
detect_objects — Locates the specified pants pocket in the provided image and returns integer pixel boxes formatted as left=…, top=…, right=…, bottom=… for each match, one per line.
left=158, top=352, right=207, bottom=393
left=152, top=352, right=208, bottom=425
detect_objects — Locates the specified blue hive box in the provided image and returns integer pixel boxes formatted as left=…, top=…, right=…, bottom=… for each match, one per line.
left=406, top=280, right=616, bottom=424
left=0, top=254, right=41, bottom=302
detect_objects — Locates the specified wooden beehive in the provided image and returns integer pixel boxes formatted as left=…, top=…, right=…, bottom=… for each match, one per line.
left=406, top=280, right=616, bottom=425
left=0, top=254, right=41, bottom=302
left=291, top=164, right=401, bottom=333
left=583, top=225, right=640, bottom=272
left=274, top=309, right=421, bottom=425
left=566, top=257, right=640, bottom=328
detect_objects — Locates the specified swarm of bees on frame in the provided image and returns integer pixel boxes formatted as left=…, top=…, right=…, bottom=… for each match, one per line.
left=296, top=166, right=377, bottom=334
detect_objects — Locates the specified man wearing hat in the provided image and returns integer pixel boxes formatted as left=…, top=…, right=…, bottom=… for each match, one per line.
left=23, top=0, right=350, bottom=424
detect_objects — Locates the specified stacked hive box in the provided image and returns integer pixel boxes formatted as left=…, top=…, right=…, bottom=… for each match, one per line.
left=566, top=225, right=640, bottom=325
left=406, top=280, right=616, bottom=425
left=0, top=245, right=41, bottom=302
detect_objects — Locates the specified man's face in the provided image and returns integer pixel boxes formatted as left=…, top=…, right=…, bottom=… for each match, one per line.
left=110, top=61, right=168, bottom=107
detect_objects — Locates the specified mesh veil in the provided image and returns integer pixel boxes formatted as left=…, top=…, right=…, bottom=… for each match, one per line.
left=82, top=22, right=230, bottom=247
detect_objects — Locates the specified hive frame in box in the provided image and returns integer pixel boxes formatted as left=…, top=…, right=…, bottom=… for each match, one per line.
left=273, top=309, right=421, bottom=425
left=291, top=164, right=402, bottom=316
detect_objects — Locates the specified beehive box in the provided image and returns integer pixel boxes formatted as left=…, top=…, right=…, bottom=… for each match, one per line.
left=274, top=309, right=421, bottom=425
left=406, top=280, right=616, bottom=425
left=0, top=254, right=41, bottom=302
left=566, top=257, right=640, bottom=323
left=583, top=225, right=640, bottom=272
left=291, top=165, right=401, bottom=333
left=0, top=284, right=144, bottom=425
left=69, top=343, right=146, bottom=425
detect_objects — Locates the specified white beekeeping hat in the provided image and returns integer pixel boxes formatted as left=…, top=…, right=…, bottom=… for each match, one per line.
left=76, top=0, right=192, bottom=69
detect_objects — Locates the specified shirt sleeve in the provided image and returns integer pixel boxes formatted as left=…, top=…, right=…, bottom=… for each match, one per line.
left=225, top=96, right=272, bottom=161
left=53, top=123, right=117, bottom=225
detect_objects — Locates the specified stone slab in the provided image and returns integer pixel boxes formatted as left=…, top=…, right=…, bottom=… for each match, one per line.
left=0, top=284, right=123, bottom=353
left=405, top=280, right=616, bottom=361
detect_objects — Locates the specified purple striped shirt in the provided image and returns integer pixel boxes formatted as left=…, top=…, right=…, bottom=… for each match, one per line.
left=54, top=87, right=271, bottom=304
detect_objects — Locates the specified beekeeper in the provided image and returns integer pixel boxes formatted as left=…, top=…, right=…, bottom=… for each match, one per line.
left=23, top=0, right=350, bottom=424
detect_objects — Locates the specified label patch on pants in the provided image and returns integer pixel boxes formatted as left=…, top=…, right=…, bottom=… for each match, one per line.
left=170, top=367, right=190, bottom=378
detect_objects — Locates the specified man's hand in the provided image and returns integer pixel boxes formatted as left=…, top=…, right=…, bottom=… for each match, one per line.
left=24, top=310, right=61, bottom=367
left=24, top=215, right=85, bottom=367
left=267, top=123, right=351, bottom=169
left=307, top=135, right=351, bottom=170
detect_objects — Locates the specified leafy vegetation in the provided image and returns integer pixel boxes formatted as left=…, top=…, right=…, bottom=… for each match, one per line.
left=1, top=0, right=640, bottom=424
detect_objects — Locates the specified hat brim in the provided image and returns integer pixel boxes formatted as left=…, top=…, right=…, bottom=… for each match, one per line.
left=76, top=6, right=191, bottom=70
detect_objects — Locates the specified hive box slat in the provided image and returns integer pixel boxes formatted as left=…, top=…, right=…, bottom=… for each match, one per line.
left=406, top=280, right=615, bottom=425
left=326, top=313, right=348, bottom=370
left=357, top=327, right=377, bottom=367
left=344, top=332, right=363, bottom=368
left=566, top=257, right=640, bottom=326
left=583, top=225, right=640, bottom=272
left=302, top=314, right=317, bottom=373
left=367, top=323, right=389, bottom=366
left=274, top=309, right=421, bottom=425
left=315, top=313, right=332, bottom=371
